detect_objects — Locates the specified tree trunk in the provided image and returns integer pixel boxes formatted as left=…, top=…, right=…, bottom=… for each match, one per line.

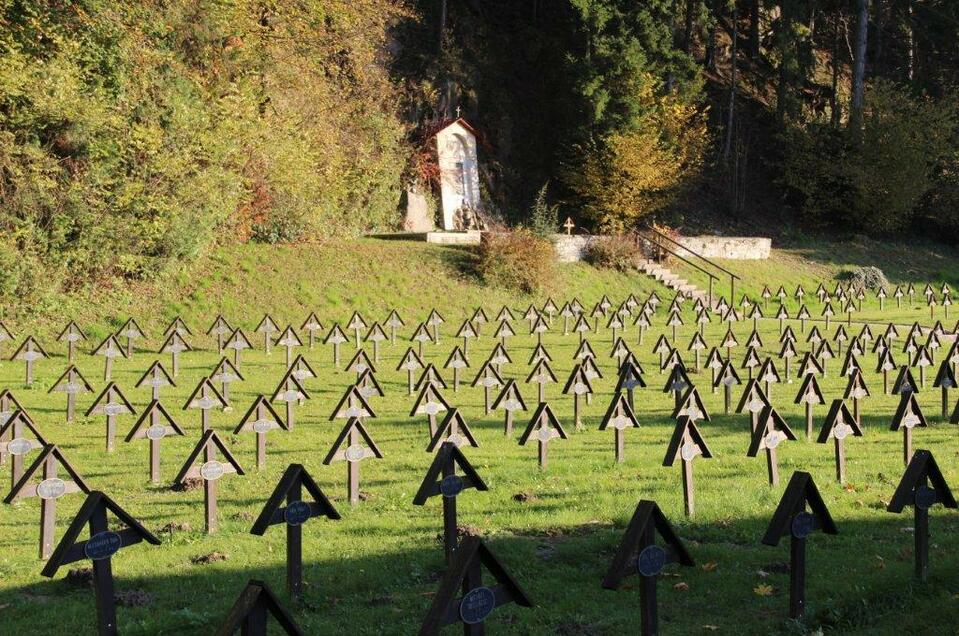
left=683, top=0, right=696, bottom=53
left=706, top=0, right=720, bottom=71
left=907, top=0, right=915, bottom=82
left=723, top=3, right=738, bottom=164
left=831, top=13, right=842, bottom=127
left=849, top=0, right=869, bottom=136
left=748, top=0, right=760, bottom=58
left=438, top=0, right=448, bottom=52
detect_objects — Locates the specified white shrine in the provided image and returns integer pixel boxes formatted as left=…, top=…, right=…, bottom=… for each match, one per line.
left=433, top=118, right=482, bottom=230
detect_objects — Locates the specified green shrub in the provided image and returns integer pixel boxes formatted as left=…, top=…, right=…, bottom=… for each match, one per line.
left=477, top=230, right=556, bottom=293
left=527, top=183, right=559, bottom=238
left=584, top=235, right=640, bottom=272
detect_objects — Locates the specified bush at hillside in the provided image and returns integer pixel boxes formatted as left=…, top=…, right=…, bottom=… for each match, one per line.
left=477, top=230, right=556, bottom=293
left=0, top=1, right=410, bottom=305
left=584, top=236, right=640, bottom=272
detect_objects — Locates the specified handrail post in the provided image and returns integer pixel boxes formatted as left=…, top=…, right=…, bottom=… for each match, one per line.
left=708, top=277, right=713, bottom=307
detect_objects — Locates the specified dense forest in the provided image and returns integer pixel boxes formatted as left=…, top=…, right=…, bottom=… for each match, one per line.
left=1, top=1, right=959, bottom=303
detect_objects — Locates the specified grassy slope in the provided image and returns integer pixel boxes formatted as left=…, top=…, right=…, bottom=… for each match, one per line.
left=0, top=239, right=957, bottom=636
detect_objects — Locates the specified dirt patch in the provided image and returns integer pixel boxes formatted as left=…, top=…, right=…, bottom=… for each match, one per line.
left=172, top=478, right=203, bottom=492
left=65, top=568, right=94, bottom=588
left=115, top=589, right=155, bottom=607
left=191, top=551, right=228, bottom=565
left=512, top=492, right=538, bottom=503
left=158, top=521, right=192, bottom=534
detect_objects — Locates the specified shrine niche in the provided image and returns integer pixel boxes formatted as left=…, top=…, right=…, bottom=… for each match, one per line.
left=433, top=118, right=483, bottom=231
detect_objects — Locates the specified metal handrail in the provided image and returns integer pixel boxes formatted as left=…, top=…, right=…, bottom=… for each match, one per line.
left=633, top=233, right=720, bottom=306
left=636, top=226, right=740, bottom=305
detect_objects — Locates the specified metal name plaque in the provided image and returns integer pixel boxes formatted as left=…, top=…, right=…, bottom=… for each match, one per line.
left=460, top=586, right=496, bottom=625
left=637, top=544, right=667, bottom=577
left=284, top=500, right=312, bottom=526
left=146, top=425, right=167, bottom=441
left=36, top=478, right=66, bottom=500
left=200, top=461, right=225, bottom=481
left=84, top=531, right=122, bottom=561
left=791, top=512, right=816, bottom=539
left=440, top=474, right=464, bottom=498
left=344, top=445, right=366, bottom=463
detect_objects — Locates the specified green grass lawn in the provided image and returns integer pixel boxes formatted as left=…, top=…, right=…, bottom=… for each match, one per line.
left=0, top=239, right=958, bottom=635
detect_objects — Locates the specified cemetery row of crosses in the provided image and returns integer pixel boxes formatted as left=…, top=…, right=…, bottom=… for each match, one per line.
left=1, top=278, right=957, bottom=634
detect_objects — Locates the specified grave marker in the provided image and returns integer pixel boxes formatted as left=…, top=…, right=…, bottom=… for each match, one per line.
left=413, top=442, right=488, bottom=563
left=364, top=322, right=388, bottom=362
left=216, top=579, right=303, bottom=635
left=11, top=335, right=48, bottom=385
left=207, top=315, right=233, bottom=353
left=470, top=307, right=489, bottom=337
left=893, top=392, right=927, bottom=466
left=209, top=356, right=244, bottom=404
left=818, top=399, right=863, bottom=483
left=173, top=430, right=244, bottom=533
left=843, top=368, right=870, bottom=425
left=933, top=359, right=956, bottom=418
left=526, top=358, right=557, bottom=403
left=599, top=392, right=639, bottom=463
left=748, top=406, right=796, bottom=486
left=411, top=380, right=451, bottom=438
left=57, top=321, right=87, bottom=363
left=4, top=444, right=89, bottom=559
left=601, top=499, right=694, bottom=636
left=518, top=402, right=566, bottom=469
left=125, top=400, right=185, bottom=483
left=491, top=379, right=527, bottom=437
left=757, top=357, right=781, bottom=399
left=563, top=364, right=593, bottom=430
left=472, top=361, right=504, bottom=415
left=116, top=318, right=146, bottom=357
left=224, top=327, right=253, bottom=368
left=183, top=377, right=228, bottom=433
left=49, top=364, right=94, bottom=423
left=663, top=416, right=712, bottom=517
left=271, top=370, right=310, bottom=431
left=255, top=314, right=280, bottom=354
left=735, top=379, right=769, bottom=433
left=0, top=320, right=14, bottom=356
left=794, top=374, right=825, bottom=440
left=886, top=450, right=958, bottom=581
left=713, top=360, right=741, bottom=414
left=385, top=309, right=405, bottom=344
left=250, top=464, right=340, bottom=597
left=419, top=535, right=532, bottom=636
left=615, top=359, right=646, bottom=409
left=86, top=383, right=135, bottom=452
left=91, top=334, right=125, bottom=382
left=275, top=325, right=302, bottom=367
left=427, top=408, right=479, bottom=452
left=324, top=416, right=383, bottom=503
left=0, top=409, right=46, bottom=489
left=164, top=316, right=194, bottom=338
left=329, top=385, right=375, bottom=422
left=136, top=360, right=175, bottom=400
left=159, top=330, right=191, bottom=376
left=761, top=471, right=838, bottom=620
left=300, top=312, right=324, bottom=349
left=234, top=396, right=287, bottom=470
left=40, top=491, right=161, bottom=636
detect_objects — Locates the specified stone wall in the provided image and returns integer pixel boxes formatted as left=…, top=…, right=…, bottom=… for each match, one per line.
left=552, top=234, right=771, bottom=262
left=552, top=235, right=596, bottom=263
left=674, top=236, right=770, bottom=260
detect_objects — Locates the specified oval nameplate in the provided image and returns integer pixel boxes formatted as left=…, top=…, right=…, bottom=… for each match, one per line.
left=85, top=531, right=122, bottom=561
left=440, top=474, right=464, bottom=498
left=915, top=485, right=937, bottom=510
left=344, top=445, right=366, bottom=463
left=7, top=438, right=32, bottom=456
left=637, top=544, right=667, bottom=577
left=284, top=500, right=312, bottom=526
left=200, top=461, right=225, bottom=481
left=146, top=425, right=167, bottom=441
left=791, top=511, right=816, bottom=539
left=36, top=478, right=66, bottom=500
left=460, top=586, right=496, bottom=625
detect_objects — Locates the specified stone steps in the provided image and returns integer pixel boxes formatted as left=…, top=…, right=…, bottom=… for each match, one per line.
left=636, top=259, right=716, bottom=306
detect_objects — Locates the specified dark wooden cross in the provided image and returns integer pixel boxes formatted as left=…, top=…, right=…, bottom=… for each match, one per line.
left=234, top=395, right=287, bottom=470
left=399, top=346, right=426, bottom=395
left=761, top=471, right=838, bottom=620
left=183, top=377, right=227, bottom=433
left=491, top=379, right=527, bottom=437
left=562, top=364, right=593, bottom=430
left=385, top=309, right=405, bottom=344
left=49, top=364, right=94, bottom=423
left=116, top=318, right=146, bottom=358
left=818, top=399, right=863, bottom=484
left=347, top=311, right=368, bottom=350
left=250, top=464, right=340, bottom=598
left=11, top=335, right=48, bottom=385
left=735, top=379, right=768, bottom=434
left=211, top=356, right=244, bottom=403
left=125, top=400, right=185, bottom=483
left=887, top=449, right=958, bottom=581
left=85, top=383, right=136, bottom=452
left=526, top=358, right=557, bottom=403
left=271, top=369, right=310, bottom=431
left=427, top=408, right=479, bottom=452
left=57, top=321, right=87, bottom=363
left=255, top=314, right=280, bottom=355
left=894, top=392, right=927, bottom=466
left=794, top=374, right=825, bottom=440
left=663, top=416, right=712, bottom=517
left=413, top=443, right=488, bottom=564
left=323, top=417, right=383, bottom=504
left=173, top=430, right=245, bottom=533
left=419, top=535, right=532, bottom=636
left=274, top=325, right=302, bottom=367
left=158, top=330, right=191, bottom=376
left=472, top=361, right=504, bottom=415
left=300, top=312, right=324, bottom=349
left=748, top=406, right=796, bottom=486
left=365, top=322, right=388, bottom=362
left=445, top=346, right=470, bottom=392
left=216, top=579, right=304, bottom=635
left=136, top=360, right=175, bottom=400
left=207, top=314, right=233, bottom=353
left=4, top=444, right=89, bottom=559
left=91, top=334, right=125, bottom=382
left=329, top=385, right=376, bottom=423
left=411, top=380, right=451, bottom=438
left=224, top=327, right=252, bottom=368
left=599, top=392, right=639, bottom=464
left=517, top=402, right=566, bottom=469
left=601, top=499, right=695, bottom=636
left=40, top=491, right=161, bottom=636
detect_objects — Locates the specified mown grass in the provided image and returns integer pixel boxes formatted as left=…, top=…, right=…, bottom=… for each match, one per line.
left=0, top=239, right=957, bottom=635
